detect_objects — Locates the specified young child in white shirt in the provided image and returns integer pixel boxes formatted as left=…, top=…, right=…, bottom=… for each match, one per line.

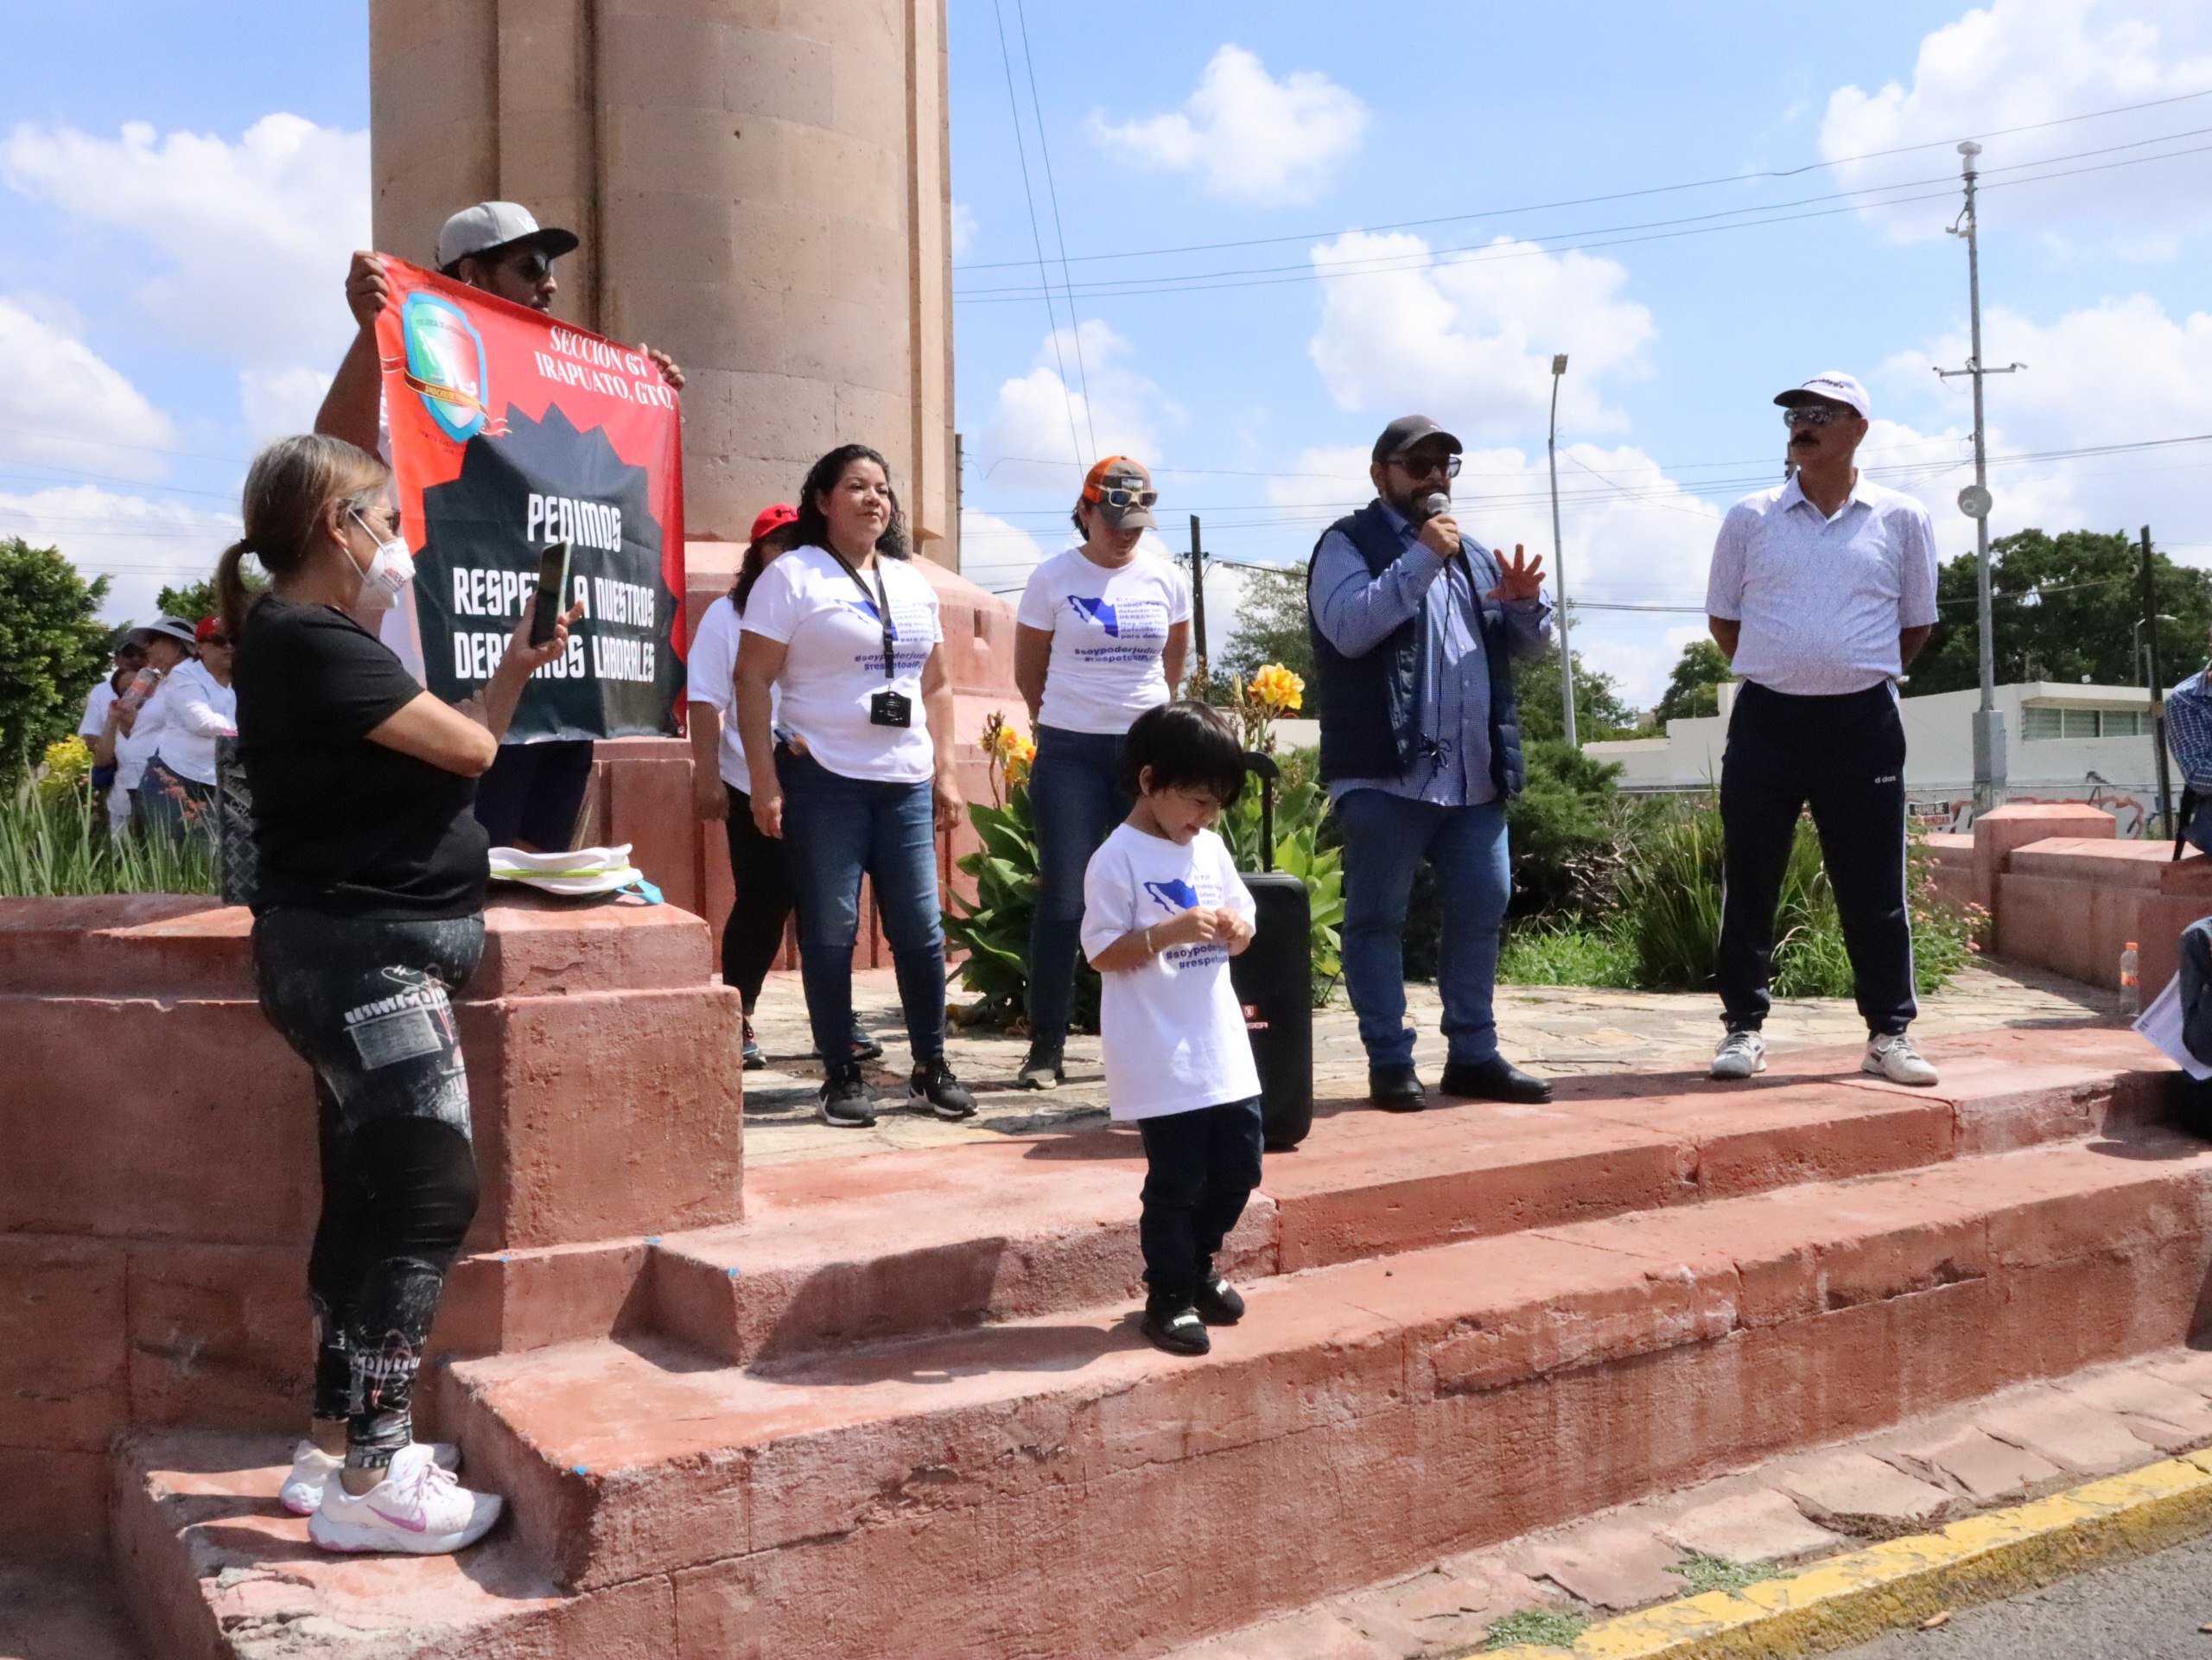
left=1081, top=701, right=1264, bottom=1356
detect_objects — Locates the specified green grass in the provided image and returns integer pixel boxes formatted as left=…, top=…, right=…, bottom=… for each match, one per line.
left=1484, top=1606, right=1588, bottom=1650
left=1675, top=1552, right=1780, bottom=1595
left=1497, top=919, right=1640, bottom=989
left=0, top=782, right=216, bottom=898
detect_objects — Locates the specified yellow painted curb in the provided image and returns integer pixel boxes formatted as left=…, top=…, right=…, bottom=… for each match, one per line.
left=1484, top=1449, right=2212, bottom=1659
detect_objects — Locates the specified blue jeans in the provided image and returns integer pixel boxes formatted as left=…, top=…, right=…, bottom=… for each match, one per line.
left=1335, top=788, right=1511, bottom=1069
left=776, top=749, right=947, bottom=1068
left=1025, top=725, right=1131, bottom=1046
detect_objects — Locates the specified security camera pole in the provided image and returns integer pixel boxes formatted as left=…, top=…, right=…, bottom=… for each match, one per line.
left=1936, top=140, right=2024, bottom=815
left=1548, top=353, right=1575, bottom=747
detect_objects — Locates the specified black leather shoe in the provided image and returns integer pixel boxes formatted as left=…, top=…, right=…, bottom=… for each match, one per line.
left=1369, top=1064, right=1426, bottom=1112
left=1440, top=1055, right=1553, bottom=1103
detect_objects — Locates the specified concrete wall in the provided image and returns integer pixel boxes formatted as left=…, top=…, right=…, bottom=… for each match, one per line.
left=0, top=895, right=741, bottom=1559
left=369, top=0, right=959, bottom=557
left=1588, top=682, right=2177, bottom=835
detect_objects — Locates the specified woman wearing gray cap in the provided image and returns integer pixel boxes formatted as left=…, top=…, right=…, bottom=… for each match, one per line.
left=1010, top=457, right=1192, bottom=1089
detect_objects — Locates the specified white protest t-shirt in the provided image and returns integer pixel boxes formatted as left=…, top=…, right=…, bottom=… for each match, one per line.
left=686, top=593, right=785, bottom=796
left=741, top=544, right=943, bottom=784
left=79, top=679, right=118, bottom=738
left=1017, top=544, right=1192, bottom=735
left=1080, top=823, right=1261, bottom=1121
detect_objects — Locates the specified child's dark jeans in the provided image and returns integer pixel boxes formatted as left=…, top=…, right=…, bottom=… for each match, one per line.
left=1136, top=1096, right=1264, bottom=1301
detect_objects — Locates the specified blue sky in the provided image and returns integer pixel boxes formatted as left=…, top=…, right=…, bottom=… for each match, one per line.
left=5, top=1, right=2211, bottom=702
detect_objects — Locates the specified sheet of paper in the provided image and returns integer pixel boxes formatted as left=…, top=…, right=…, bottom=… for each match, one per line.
left=2133, top=975, right=2212, bottom=1079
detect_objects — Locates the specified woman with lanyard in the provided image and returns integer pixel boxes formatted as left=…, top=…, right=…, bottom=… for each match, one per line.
left=735, top=444, right=976, bottom=1129
left=1011, top=457, right=1191, bottom=1090
left=688, top=503, right=885, bottom=1072
left=219, top=433, right=576, bottom=1554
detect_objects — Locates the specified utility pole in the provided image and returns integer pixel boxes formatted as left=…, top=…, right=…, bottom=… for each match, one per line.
left=1936, top=140, right=2024, bottom=817
left=2143, top=525, right=2175, bottom=839
left=1548, top=353, right=1575, bottom=747
left=1187, top=512, right=1209, bottom=690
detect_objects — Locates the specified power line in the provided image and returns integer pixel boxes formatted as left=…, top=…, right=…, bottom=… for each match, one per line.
left=956, top=133, right=2212, bottom=305
left=988, top=0, right=1084, bottom=459
left=1012, top=0, right=1096, bottom=460
left=956, top=86, right=2212, bottom=272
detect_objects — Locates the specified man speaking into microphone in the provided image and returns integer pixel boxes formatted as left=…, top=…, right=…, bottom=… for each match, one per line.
left=1306, top=415, right=1554, bottom=1111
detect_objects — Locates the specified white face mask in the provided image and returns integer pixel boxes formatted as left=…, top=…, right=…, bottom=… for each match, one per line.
left=348, top=506, right=415, bottom=611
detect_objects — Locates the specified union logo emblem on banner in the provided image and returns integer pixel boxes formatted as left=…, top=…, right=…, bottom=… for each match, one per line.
left=399, top=292, right=501, bottom=442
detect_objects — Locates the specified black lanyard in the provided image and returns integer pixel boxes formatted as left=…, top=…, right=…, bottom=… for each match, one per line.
left=822, top=545, right=897, bottom=680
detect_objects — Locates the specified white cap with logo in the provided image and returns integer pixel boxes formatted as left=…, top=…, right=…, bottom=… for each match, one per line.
left=435, top=201, right=581, bottom=271
left=1773, top=371, right=1869, bottom=419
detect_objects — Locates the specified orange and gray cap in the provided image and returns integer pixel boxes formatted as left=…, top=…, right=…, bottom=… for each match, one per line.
left=1080, top=456, right=1158, bottom=529
left=435, top=201, right=580, bottom=273
left=1371, top=414, right=1463, bottom=465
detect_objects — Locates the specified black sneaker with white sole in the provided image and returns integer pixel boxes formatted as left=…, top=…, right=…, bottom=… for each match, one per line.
left=1013, top=1040, right=1065, bottom=1091
left=817, top=1067, right=876, bottom=1128
left=906, top=1056, right=976, bottom=1121
left=1141, top=1295, right=1211, bottom=1357
left=1193, top=1274, right=1245, bottom=1326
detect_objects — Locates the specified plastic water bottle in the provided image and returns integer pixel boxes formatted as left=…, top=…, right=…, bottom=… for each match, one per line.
left=2120, top=940, right=2140, bottom=1016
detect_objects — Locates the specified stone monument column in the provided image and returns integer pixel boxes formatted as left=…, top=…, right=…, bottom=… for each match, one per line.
left=368, top=0, right=959, bottom=565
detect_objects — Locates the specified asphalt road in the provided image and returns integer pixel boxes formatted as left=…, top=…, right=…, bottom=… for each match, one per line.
left=1839, top=1533, right=2212, bottom=1659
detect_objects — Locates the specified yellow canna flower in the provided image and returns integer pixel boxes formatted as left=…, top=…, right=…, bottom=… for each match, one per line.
left=1249, top=664, right=1305, bottom=714
left=42, top=735, right=92, bottom=780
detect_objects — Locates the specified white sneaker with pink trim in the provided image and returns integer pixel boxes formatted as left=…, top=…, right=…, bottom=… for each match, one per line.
left=279, top=1439, right=461, bottom=1517
left=308, top=1443, right=502, bottom=1555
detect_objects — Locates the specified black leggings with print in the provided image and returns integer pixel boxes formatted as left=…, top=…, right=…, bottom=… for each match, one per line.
left=252, top=908, right=483, bottom=1471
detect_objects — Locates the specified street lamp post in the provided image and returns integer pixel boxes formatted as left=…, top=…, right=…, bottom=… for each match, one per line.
left=1548, top=353, right=1574, bottom=747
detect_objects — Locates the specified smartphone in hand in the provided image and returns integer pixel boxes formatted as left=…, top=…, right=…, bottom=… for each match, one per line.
left=531, top=540, right=573, bottom=646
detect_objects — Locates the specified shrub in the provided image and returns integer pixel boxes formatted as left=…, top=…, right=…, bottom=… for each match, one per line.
left=0, top=765, right=216, bottom=897
left=1618, top=804, right=1979, bottom=997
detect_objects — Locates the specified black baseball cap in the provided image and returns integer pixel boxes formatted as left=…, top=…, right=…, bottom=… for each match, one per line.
left=1371, top=415, right=1463, bottom=466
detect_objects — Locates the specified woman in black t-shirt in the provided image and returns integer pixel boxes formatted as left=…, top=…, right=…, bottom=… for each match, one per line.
left=219, top=434, right=579, bottom=1556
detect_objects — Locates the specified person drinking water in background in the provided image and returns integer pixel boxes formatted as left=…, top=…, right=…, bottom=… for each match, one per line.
left=1012, top=457, right=1192, bottom=1091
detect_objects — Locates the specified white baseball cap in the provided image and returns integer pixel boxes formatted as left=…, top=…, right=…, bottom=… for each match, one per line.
left=435, top=201, right=580, bottom=271
left=1774, top=371, right=1869, bottom=419
left=138, top=614, right=199, bottom=646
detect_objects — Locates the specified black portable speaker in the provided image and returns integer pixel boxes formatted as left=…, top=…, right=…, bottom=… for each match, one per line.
left=1230, top=752, right=1314, bottom=1150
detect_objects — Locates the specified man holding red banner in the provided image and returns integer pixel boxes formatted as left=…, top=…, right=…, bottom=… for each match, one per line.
left=315, top=201, right=684, bottom=852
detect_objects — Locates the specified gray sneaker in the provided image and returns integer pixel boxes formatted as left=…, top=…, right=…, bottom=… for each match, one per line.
left=1710, top=1029, right=1767, bottom=1080
left=1014, top=1040, right=1065, bottom=1091
left=1863, top=1032, right=1939, bottom=1087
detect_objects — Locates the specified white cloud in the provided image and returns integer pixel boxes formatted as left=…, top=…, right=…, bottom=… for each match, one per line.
left=1820, top=0, right=2212, bottom=250
left=1306, top=232, right=1654, bottom=433
left=1090, top=45, right=1367, bottom=205
left=958, top=508, right=1046, bottom=595
left=0, top=484, right=241, bottom=626
left=950, top=200, right=978, bottom=259
left=0, top=297, right=176, bottom=478
left=238, top=366, right=334, bottom=446
left=0, top=114, right=369, bottom=414
left=976, top=319, right=1178, bottom=493
left=1874, top=294, right=2212, bottom=557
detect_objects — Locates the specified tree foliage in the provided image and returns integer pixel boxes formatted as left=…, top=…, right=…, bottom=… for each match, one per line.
left=154, top=576, right=220, bottom=623
left=1650, top=638, right=1733, bottom=725
left=1513, top=641, right=1639, bottom=741
left=0, top=539, right=110, bottom=778
left=1908, top=528, right=2212, bottom=695
left=1216, top=563, right=1312, bottom=682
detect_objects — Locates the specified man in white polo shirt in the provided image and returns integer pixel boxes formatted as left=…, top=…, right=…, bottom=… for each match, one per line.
left=1705, top=372, right=1942, bottom=1087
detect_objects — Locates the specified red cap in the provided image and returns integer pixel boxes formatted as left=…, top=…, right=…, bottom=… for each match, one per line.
left=194, top=616, right=224, bottom=644
left=748, top=503, right=799, bottom=545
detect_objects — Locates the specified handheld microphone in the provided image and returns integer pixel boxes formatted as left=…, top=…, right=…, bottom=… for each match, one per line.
left=1421, top=492, right=1451, bottom=522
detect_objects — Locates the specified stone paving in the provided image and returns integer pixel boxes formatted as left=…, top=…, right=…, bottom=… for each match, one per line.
left=1163, top=1346, right=2212, bottom=1660
left=741, top=957, right=2121, bottom=1165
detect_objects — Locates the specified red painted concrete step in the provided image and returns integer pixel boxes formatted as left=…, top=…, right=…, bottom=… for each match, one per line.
left=635, top=1026, right=2164, bottom=1364
left=400, top=1128, right=2212, bottom=1659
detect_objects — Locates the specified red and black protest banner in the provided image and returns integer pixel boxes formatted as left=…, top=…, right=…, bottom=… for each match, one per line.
left=374, top=258, right=685, bottom=739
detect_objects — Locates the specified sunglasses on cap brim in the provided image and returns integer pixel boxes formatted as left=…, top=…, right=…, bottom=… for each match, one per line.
left=1095, top=485, right=1159, bottom=510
